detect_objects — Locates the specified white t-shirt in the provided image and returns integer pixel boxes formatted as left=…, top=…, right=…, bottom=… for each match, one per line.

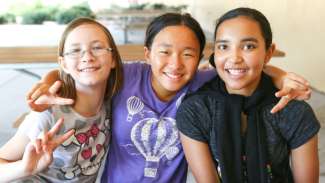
left=16, top=104, right=111, bottom=183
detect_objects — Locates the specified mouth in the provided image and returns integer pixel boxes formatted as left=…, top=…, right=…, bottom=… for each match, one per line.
left=225, top=68, right=247, bottom=77
left=78, top=66, right=99, bottom=73
left=163, top=71, right=183, bottom=80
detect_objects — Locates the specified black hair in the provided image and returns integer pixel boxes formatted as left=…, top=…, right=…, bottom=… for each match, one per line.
left=215, top=7, right=272, bottom=49
left=209, top=7, right=273, bottom=67
left=144, top=13, right=206, bottom=58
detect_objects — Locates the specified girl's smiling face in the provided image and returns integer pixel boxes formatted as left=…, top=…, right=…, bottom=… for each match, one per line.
left=145, top=25, right=201, bottom=101
left=60, top=24, right=115, bottom=88
left=214, top=16, right=274, bottom=96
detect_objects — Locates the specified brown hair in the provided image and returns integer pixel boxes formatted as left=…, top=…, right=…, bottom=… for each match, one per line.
left=57, top=17, right=123, bottom=101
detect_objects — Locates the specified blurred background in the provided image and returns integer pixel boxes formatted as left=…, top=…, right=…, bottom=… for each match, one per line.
left=0, top=0, right=324, bottom=181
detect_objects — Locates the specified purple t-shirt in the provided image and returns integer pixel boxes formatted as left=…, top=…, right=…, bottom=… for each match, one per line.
left=102, top=62, right=216, bottom=183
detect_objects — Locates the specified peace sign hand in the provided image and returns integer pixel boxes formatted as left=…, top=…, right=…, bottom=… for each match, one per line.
left=21, top=118, right=74, bottom=175
left=26, top=81, right=74, bottom=112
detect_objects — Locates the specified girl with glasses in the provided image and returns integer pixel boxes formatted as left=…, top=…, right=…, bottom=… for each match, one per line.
left=0, top=17, right=123, bottom=182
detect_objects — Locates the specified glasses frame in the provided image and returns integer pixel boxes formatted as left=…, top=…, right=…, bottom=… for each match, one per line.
left=63, top=47, right=113, bottom=59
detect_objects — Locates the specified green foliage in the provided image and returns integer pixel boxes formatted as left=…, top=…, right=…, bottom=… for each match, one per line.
left=0, top=13, right=16, bottom=24
left=21, top=6, right=59, bottom=24
left=55, top=4, right=95, bottom=24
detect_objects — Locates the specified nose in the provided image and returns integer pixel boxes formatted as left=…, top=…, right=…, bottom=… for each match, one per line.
left=169, top=54, right=183, bottom=69
left=228, top=49, right=243, bottom=63
left=81, top=50, right=95, bottom=62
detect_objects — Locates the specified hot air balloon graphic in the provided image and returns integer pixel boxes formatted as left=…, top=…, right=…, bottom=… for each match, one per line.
left=126, top=96, right=144, bottom=121
left=130, top=117, right=180, bottom=178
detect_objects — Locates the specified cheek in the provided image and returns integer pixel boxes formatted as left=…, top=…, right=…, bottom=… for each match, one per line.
left=214, top=58, right=225, bottom=72
left=245, top=55, right=265, bottom=71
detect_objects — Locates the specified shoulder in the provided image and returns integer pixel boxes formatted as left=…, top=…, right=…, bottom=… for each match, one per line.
left=188, top=69, right=217, bottom=91
left=17, top=109, right=54, bottom=140
left=278, top=100, right=317, bottom=122
left=178, top=79, right=224, bottom=121
left=122, top=61, right=149, bottom=84
left=122, top=61, right=148, bottom=74
left=269, top=100, right=320, bottom=149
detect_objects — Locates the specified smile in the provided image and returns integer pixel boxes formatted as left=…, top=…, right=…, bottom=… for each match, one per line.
left=79, top=67, right=99, bottom=72
left=164, top=72, right=183, bottom=80
left=225, top=68, right=247, bottom=77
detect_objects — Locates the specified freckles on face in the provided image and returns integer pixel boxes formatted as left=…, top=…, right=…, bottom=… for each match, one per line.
left=147, top=25, right=201, bottom=101
left=214, top=16, right=268, bottom=96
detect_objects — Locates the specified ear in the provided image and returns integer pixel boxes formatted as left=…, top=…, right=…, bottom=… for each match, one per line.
left=58, top=56, right=70, bottom=74
left=264, top=43, right=276, bottom=65
left=144, top=46, right=151, bottom=64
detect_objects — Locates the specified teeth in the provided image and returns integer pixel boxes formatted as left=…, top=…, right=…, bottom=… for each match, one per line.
left=80, top=67, right=97, bottom=72
left=165, top=72, right=182, bottom=79
left=227, top=69, right=246, bottom=75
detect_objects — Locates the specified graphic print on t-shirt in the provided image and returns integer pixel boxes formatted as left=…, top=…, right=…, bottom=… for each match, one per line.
left=126, top=96, right=144, bottom=121
left=124, top=96, right=180, bottom=178
left=58, top=117, right=110, bottom=179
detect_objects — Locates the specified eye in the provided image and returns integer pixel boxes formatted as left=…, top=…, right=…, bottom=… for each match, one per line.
left=67, top=48, right=81, bottom=55
left=92, top=46, right=104, bottom=51
left=183, top=52, right=194, bottom=57
left=216, top=44, right=228, bottom=51
left=243, top=43, right=257, bottom=50
left=159, top=50, right=169, bottom=55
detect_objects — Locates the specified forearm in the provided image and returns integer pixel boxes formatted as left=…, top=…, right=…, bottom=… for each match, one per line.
left=40, top=69, right=60, bottom=84
left=0, top=158, right=29, bottom=182
left=263, top=64, right=286, bottom=89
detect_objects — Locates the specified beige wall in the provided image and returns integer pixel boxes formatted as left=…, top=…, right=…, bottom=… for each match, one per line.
left=187, top=0, right=325, bottom=92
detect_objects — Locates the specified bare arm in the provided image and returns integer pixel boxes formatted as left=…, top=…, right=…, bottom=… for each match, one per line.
left=0, top=131, right=32, bottom=181
left=291, top=135, right=319, bottom=183
left=180, top=133, right=220, bottom=183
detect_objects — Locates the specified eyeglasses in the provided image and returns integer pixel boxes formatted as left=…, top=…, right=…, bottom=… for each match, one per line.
left=63, top=47, right=113, bottom=59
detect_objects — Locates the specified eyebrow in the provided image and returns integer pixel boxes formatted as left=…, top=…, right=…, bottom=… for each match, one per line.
left=215, top=37, right=259, bottom=44
left=67, top=40, right=104, bottom=47
left=157, top=43, right=198, bottom=51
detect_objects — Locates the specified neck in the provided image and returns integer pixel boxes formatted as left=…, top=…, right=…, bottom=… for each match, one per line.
left=73, top=84, right=106, bottom=117
left=151, top=77, right=177, bottom=102
left=226, top=76, right=261, bottom=97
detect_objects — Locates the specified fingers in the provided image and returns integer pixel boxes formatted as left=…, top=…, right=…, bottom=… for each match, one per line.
left=48, top=81, right=62, bottom=95
left=26, top=82, right=43, bottom=101
left=30, top=84, right=50, bottom=101
left=27, top=100, right=50, bottom=112
left=271, top=95, right=291, bottom=113
left=33, top=139, right=42, bottom=154
left=275, top=87, right=291, bottom=98
left=287, top=72, right=310, bottom=86
left=53, top=97, right=74, bottom=105
left=53, top=129, right=75, bottom=148
left=47, top=118, right=64, bottom=139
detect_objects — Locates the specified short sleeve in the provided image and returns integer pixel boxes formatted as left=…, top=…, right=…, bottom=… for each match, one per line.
left=176, top=95, right=212, bottom=142
left=17, top=110, right=53, bottom=141
left=278, top=101, right=320, bottom=149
